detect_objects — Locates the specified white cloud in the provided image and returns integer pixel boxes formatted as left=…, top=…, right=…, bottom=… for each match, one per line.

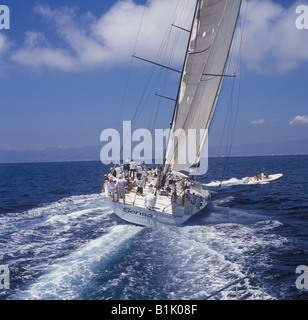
left=93, top=0, right=193, bottom=62
left=8, top=0, right=308, bottom=74
left=10, top=0, right=193, bottom=71
left=11, top=31, right=75, bottom=71
left=11, top=6, right=106, bottom=71
left=251, top=119, right=265, bottom=125
left=289, top=115, right=308, bottom=125
left=239, top=0, right=308, bottom=73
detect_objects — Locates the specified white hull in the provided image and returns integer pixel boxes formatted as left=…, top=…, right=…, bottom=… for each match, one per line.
left=109, top=199, right=207, bottom=228
left=110, top=201, right=204, bottom=228
left=105, top=185, right=210, bottom=228
left=204, top=173, right=283, bottom=187
left=242, top=173, right=283, bottom=184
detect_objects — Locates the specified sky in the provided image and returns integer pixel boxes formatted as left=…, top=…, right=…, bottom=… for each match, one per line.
left=0, top=0, right=308, bottom=158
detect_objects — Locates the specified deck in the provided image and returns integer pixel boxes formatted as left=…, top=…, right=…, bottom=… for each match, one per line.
left=114, top=187, right=201, bottom=217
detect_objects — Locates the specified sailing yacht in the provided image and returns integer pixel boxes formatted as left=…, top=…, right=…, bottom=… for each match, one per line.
left=104, top=0, right=242, bottom=227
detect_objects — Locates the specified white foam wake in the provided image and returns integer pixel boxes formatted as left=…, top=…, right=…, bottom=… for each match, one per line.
left=14, top=225, right=142, bottom=300
left=205, top=178, right=243, bottom=187
left=205, top=176, right=276, bottom=187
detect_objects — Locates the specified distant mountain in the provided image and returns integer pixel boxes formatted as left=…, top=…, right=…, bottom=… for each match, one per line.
left=209, top=139, right=308, bottom=157
left=0, top=146, right=101, bottom=163
left=0, top=140, right=307, bottom=163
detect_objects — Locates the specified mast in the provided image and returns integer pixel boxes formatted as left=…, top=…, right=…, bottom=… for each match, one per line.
left=162, top=0, right=200, bottom=176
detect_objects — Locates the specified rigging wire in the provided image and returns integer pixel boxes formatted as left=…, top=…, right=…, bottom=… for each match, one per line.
left=118, top=5, right=146, bottom=125
left=132, top=0, right=190, bottom=126
left=117, top=0, right=183, bottom=159
left=128, top=0, right=192, bottom=161
left=218, top=0, right=248, bottom=184
left=118, top=4, right=147, bottom=160
left=143, top=0, right=193, bottom=162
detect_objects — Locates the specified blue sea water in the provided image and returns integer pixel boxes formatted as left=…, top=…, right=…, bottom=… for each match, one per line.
left=0, top=156, right=307, bottom=300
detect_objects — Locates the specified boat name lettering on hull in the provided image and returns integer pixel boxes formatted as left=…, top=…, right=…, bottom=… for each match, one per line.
left=123, top=207, right=153, bottom=218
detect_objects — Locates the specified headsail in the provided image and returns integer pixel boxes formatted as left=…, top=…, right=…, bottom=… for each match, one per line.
left=164, top=0, right=242, bottom=175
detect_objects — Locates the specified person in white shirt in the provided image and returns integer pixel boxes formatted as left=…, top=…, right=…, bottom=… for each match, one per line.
left=116, top=175, right=126, bottom=204
left=184, top=189, right=193, bottom=215
left=195, top=196, right=203, bottom=209
left=124, top=158, right=130, bottom=176
left=171, top=181, right=177, bottom=203
left=130, top=160, right=137, bottom=179
left=191, top=193, right=197, bottom=205
left=137, top=176, right=146, bottom=195
left=107, top=179, right=116, bottom=200
left=136, top=163, right=142, bottom=179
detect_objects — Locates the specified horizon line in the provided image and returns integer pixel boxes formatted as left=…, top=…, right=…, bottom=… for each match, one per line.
left=0, top=153, right=307, bottom=165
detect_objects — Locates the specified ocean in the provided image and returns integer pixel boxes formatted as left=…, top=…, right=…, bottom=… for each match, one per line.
left=0, top=155, right=307, bottom=300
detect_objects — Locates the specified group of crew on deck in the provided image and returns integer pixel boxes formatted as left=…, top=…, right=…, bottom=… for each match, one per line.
left=102, top=158, right=203, bottom=211
left=102, top=159, right=147, bottom=204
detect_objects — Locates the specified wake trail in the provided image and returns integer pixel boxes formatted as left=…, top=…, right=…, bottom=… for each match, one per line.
left=204, top=173, right=282, bottom=188
left=13, top=224, right=142, bottom=300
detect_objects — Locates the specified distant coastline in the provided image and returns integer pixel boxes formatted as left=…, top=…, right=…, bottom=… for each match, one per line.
left=0, top=140, right=307, bottom=164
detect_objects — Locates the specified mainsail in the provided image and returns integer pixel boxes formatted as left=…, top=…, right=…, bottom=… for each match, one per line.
left=164, top=0, right=242, bottom=175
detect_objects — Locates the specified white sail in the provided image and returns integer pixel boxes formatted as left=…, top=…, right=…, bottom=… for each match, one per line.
left=164, top=0, right=242, bottom=174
